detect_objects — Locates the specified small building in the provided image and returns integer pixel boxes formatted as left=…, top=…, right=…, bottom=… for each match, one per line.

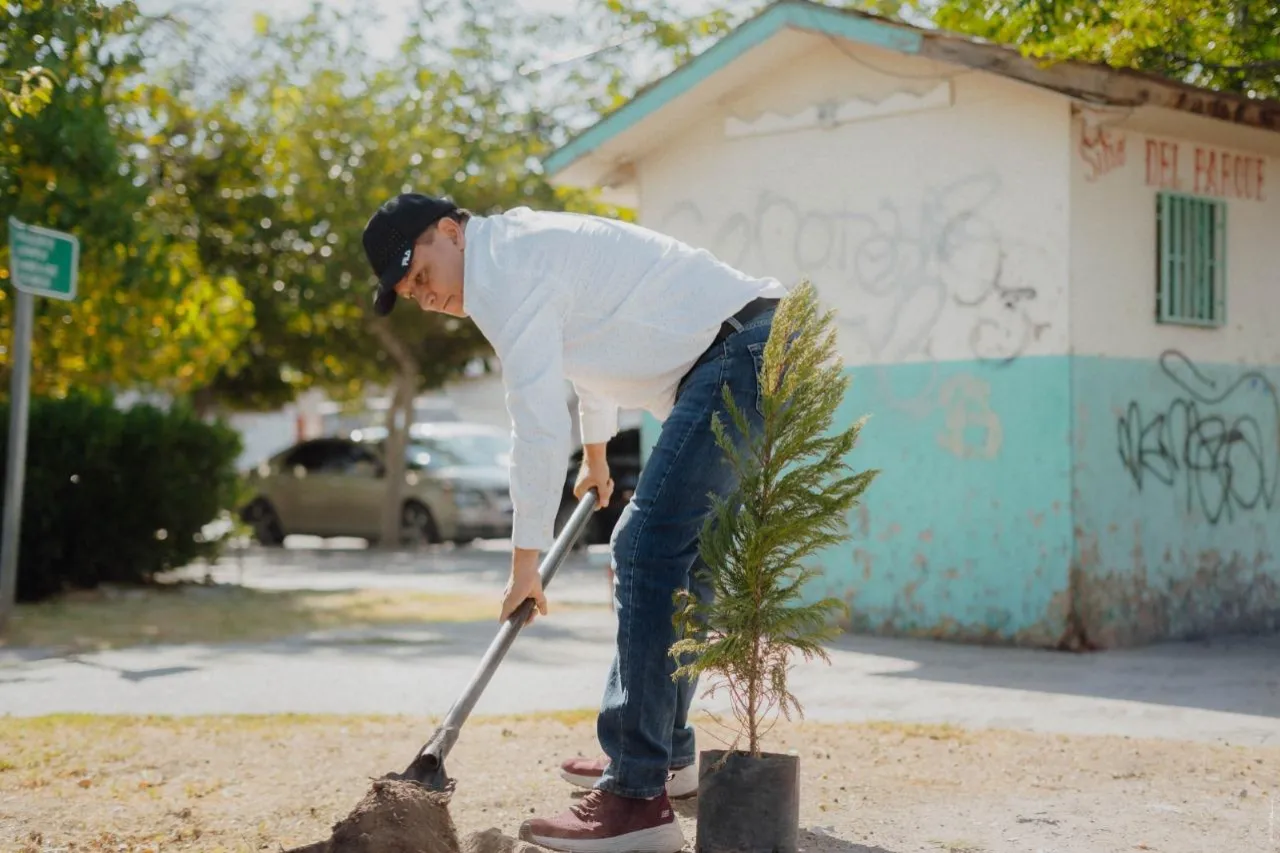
left=544, top=0, right=1280, bottom=648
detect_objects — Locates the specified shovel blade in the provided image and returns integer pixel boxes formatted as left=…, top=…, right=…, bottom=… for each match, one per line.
left=396, top=749, right=453, bottom=792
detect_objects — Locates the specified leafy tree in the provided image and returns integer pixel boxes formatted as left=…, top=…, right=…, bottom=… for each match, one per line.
left=556, top=0, right=750, bottom=118
left=0, top=0, right=253, bottom=400
left=0, top=64, right=55, bottom=119
left=155, top=0, right=773, bottom=417
left=919, top=0, right=1280, bottom=98
left=152, top=0, right=637, bottom=543
left=671, top=282, right=878, bottom=756
left=0, top=1, right=61, bottom=118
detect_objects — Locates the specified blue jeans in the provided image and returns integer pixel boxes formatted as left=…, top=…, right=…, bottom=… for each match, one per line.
left=596, top=306, right=774, bottom=799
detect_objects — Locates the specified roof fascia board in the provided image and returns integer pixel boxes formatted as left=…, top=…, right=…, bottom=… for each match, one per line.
left=542, top=1, right=923, bottom=176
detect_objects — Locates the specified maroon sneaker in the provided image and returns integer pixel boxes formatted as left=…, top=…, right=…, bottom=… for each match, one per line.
left=520, top=789, right=685, bottom=852
left=560, top=755, right=698, bottom=800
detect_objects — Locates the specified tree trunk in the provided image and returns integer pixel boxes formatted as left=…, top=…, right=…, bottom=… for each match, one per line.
left=377, top=371, right=414, bottom=548
left=191, top=386, right=216, bottom=420
left=367, top=320, right=420, bottom=551
left=747, top=639, right=762, bottom=757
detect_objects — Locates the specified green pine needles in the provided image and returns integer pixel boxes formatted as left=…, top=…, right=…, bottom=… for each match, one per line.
left=671, top=281, right=879, bottom=758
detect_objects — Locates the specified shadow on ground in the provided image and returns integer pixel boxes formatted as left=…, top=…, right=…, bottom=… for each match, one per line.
left=215, top=540, right=607, bottom=585
left=221, top=541, right=1280, bottom=722
left=25, top=539, right=1272, bottom=728
left=826, top=630, right=1280, bottom=720
left=670, top=800, right=892, bottom=851
left=800, top=829, right=896, bottom=853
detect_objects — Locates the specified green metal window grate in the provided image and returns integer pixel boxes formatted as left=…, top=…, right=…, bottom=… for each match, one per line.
left=1156, top=192, right=1227, bottom=326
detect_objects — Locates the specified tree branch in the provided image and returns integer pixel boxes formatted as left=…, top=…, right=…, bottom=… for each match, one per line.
left=367, top=316, right=420, bottom=377
left=367, top=316, right=421, bottom=548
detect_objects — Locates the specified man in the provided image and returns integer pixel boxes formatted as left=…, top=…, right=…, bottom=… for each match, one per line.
left=362, top=192, right=786, bottom=853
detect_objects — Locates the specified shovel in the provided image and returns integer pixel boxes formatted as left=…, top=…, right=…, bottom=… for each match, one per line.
left=394, top=488, right=600, bottom=792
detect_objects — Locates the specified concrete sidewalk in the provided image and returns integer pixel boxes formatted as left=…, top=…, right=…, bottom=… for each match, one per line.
left=2, top=542, right=1277, bottom=748
left=4, top=606, right=1277, bottom=747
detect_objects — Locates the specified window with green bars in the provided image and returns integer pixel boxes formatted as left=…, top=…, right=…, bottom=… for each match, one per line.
left=1155, top=192, right=1227, bottom=327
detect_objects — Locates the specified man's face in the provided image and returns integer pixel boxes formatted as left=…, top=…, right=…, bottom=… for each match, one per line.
left=394, top=217, right=467, bottom=317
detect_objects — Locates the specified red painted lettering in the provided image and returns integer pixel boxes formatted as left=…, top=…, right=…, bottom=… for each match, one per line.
left=1148, top=138, right=1266, bottom=201
left=1079, top=124, right=1127, bottom=182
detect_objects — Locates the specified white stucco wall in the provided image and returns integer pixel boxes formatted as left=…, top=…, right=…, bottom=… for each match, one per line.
left=1069, top=107, right=1280, bottom=363
left=614, top=27, right=1280, bottom=644
left=637, top=33, right=1073, bottom=369
left=628, top=32, right=1083, bottom=644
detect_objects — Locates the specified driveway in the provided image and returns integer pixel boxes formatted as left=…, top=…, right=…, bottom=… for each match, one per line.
left=2, top=540, right=1277, bottom=748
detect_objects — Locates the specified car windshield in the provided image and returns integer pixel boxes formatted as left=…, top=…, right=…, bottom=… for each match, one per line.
left=406, top=433, right=509, bottom=469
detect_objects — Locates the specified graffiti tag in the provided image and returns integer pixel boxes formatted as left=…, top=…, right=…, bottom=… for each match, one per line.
left=1117, top=350, right=1280, bottom=524
left=660, top=176, right=1053, bottom=417
left=936, top=373, right=1003, bottom=460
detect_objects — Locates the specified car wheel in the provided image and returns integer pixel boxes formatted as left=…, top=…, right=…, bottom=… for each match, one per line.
left=243, top=498, right=285, bottom=547
left=400, top=500, right=441, bottom=547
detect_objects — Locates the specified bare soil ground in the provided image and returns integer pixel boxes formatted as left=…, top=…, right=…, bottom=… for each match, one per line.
left=1, top=713, right=1275, bottom=853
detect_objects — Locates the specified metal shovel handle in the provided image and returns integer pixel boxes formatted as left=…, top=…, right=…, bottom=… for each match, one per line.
left=402, top=488, right=600, bottom=785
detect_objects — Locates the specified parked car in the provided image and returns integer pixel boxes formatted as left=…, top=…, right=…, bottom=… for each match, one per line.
left=554, top=428, right=643, bottom=548
left=239, top=423, right=513, bottom=547
left=319, top=396, right=460, bottom=438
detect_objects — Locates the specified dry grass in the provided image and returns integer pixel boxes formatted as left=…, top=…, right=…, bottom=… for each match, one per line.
left=0, top=585, right=580, bottom=653
left=1, top=713, right=1275, bottom=853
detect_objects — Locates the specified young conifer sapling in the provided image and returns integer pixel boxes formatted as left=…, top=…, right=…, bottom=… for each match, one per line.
left=671, top=280, right=878, bottom=758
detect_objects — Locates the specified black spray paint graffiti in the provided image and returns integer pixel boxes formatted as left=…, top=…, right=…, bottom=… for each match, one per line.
left=660, top=176, right=1051, bottom=415
left=1117, top=350, right=1280, bottom=524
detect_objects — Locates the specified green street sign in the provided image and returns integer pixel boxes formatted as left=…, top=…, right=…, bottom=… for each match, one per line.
left=4, top=215, right=82, bottom=629
left=7, top=216, right=79, bottom=301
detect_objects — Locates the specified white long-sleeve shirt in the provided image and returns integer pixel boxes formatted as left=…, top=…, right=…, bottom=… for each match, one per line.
left=461, top=207, right=788, bottom=551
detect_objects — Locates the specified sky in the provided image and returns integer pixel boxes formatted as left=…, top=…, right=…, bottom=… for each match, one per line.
left=126, top=0, right=735, bottom=141
left=134, top=0, right=726, bottom=75
left=135, top=0, right=560, bottom=59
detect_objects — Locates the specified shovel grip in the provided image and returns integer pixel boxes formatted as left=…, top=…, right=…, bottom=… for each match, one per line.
left=404, top=488, right=599, bottom=782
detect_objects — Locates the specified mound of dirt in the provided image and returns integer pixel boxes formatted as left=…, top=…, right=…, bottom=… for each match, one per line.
left=284, top=778, right=546, bottom=853
left=462, top=827, right=547, bottom=853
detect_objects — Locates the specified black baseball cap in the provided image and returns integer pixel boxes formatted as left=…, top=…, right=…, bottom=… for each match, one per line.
left=362, top=192, right=459, bottom=316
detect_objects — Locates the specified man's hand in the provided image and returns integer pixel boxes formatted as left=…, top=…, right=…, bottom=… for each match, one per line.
left=500, top=547, right=547, bottom=624
left=574, top=442, right=613, bottom=510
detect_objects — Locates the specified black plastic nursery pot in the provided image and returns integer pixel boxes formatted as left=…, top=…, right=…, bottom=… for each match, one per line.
left=695, top=749, right=800, bottom=853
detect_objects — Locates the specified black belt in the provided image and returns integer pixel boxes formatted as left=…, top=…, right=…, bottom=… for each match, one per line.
left=676, top=297, right=779, bottom=400
left=709, top=296, right=778, bottom=350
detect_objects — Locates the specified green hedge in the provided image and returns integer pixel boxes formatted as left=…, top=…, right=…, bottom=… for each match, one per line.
left=0, top=394, right=244, bottom=602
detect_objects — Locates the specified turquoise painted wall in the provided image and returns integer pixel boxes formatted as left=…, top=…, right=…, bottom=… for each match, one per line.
left=640, top=352, right=1280, bottom=647
left=824, top=357, right=1073, bottom=644
left=1071, top=353, right=1280, bottom=646
left=643, top=355, right=1075, bottom=646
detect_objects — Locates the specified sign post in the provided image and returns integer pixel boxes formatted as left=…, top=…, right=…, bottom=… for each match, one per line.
left=1, top=217, right=78, bottom=632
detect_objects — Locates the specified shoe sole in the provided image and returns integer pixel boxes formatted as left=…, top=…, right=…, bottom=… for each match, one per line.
left=522, top=821, right=686, bottom=853
left=559, top=769, right=698, bottom=800
left=560, top=769, right=602, bottom=789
